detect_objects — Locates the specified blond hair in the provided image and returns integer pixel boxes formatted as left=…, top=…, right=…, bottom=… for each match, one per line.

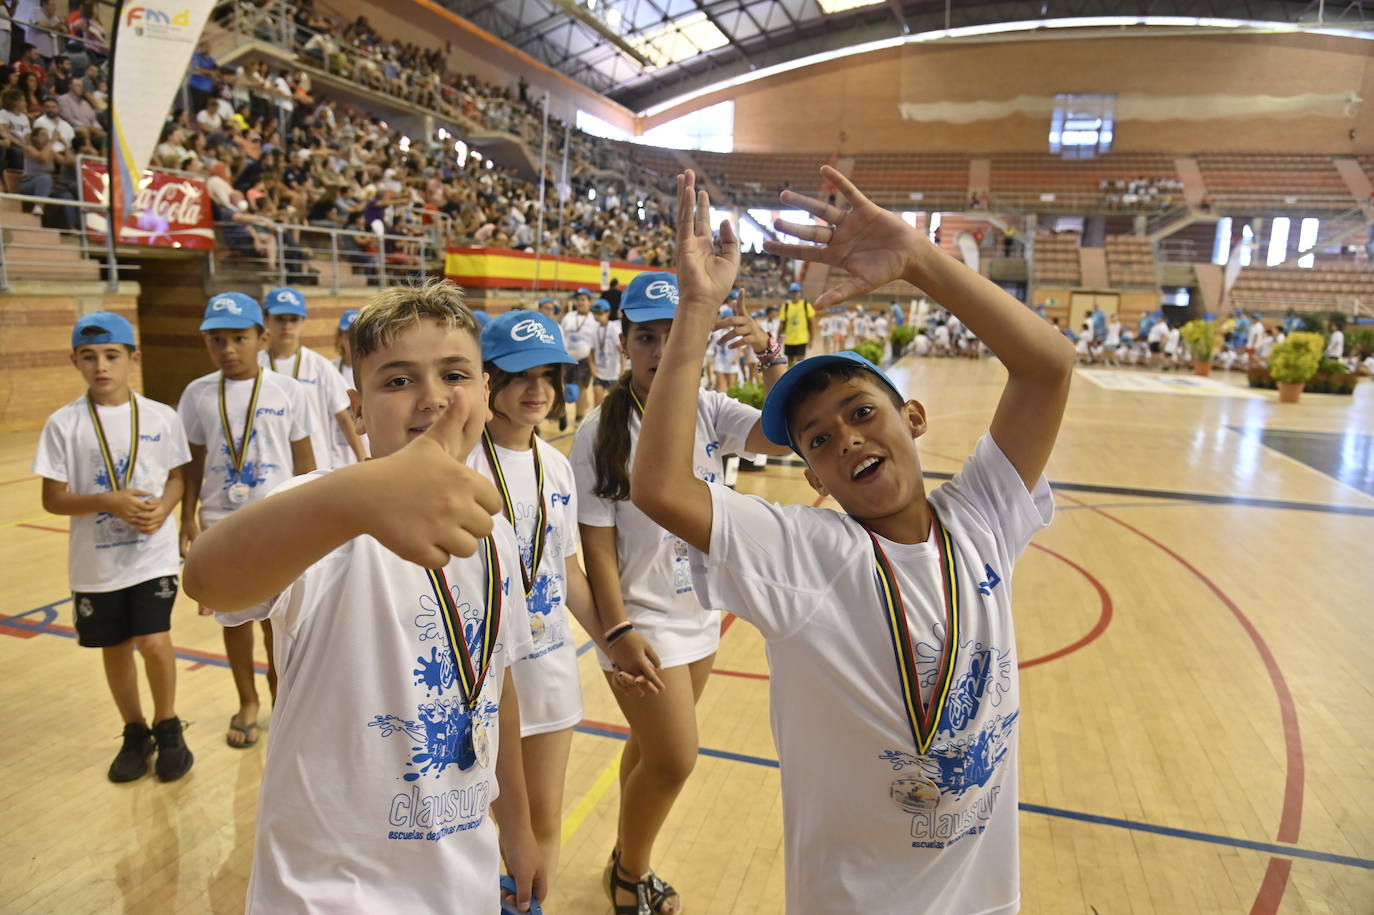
left=350, top=279, right=477, bottom=365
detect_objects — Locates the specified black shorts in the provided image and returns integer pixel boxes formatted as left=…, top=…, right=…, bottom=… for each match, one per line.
left=567, top=358, right=592, bottom=388
left=784, top=342, right=808, bottom=359
left=72, top=576, right=179, bottom=648
left=1149, top=342, right=1161, bottom=353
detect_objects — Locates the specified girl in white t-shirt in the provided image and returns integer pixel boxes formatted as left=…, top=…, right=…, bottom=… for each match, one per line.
left=710, top=304, right=742, bottom=392
left=571, top=272, right=790, bottom=915
left=468, top=309, right=617, bottom=897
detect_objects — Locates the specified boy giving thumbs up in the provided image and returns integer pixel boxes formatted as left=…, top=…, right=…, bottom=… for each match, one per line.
left=185, top=282, right=547, bottom=914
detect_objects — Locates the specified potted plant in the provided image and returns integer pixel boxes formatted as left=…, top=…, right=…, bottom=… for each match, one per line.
left=1267, top=332, right=1324, bottom=403
left=890, top=324, right=917, bottom=359
left=1179, top=319, right=1218, bottom=376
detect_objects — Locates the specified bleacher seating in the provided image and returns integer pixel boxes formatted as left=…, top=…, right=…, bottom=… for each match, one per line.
left=1032, top=232, right=1082, bottom=285
left=1195, top=153, right=1356, bottom=214
left=848, top=154, right=970, bottom=211
left=687, top=151, right=829, bottom=207
left=990, top=154, right=1180, bottom=213
left=1105, top=235, right=1158, bottom=288
left=1228, top=262, right=1374, bottom=314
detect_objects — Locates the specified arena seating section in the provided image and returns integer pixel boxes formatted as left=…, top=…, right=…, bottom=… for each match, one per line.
left=1195, top=153, right=1358, bottom=214
left=1228, top=262, right=1374, bottom=314
left=1105, top=235, right=1159, bottom=288
left=990, top=154, right=1182, bottom=213
left=1031, top=233, right=1083, bottom=286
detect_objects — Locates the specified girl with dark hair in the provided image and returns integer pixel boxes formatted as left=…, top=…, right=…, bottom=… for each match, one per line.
left=570, top=271, right=790, bottom=914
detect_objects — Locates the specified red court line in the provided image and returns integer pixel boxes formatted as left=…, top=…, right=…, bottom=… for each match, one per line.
left=19, top=523, right=69, bottom=534
left=720, top=613, right=737, bottom=635
left=580, top=717, right=630, bottom=735
left=1019, top=542, right=1114, bottom=669
left=0, top=620, right=41, bottom=639
left=1058, top=492, right=1304, bottom=915
left=712, top=667, right=769, bottom=681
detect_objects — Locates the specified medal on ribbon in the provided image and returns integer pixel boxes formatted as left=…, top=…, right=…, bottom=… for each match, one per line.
left=268, top=349, right=303, bottom=379
left=425, top=539, right=503, bottom=767
left=628, top=384, right=647, bottom=417
left=86, top=393, right=139, bottom=491
left=870, top=508, right=960, bottom=756
left=481, top=428, right=546, bottom=600
left=219, top=369, right=264, bottom=505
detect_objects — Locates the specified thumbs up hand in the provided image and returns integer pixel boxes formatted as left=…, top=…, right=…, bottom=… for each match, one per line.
left=356, top=397, right=503, bottom=569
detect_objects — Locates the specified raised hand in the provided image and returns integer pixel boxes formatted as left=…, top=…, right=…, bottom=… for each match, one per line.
left=764, top=165, right=924, bottom=309
left=355, top=398, right=502, bottom=569
left=675, top=170, right=740, bottom=314
left=715, top=312, right=769, bottom=355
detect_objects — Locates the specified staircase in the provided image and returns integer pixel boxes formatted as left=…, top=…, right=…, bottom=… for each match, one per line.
left=1, top=199, right=103, bottom=283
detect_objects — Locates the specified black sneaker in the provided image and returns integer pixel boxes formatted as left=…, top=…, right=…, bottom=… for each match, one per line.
left=109, top=723, right=154, bottom=783
left=152, top=717, right=194, bottom=782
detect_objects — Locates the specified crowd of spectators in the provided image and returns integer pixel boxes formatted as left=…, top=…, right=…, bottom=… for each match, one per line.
left=1098, top=176, right=1183, bottom=212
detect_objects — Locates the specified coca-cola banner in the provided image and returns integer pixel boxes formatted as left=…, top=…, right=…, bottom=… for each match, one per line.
left=79, top=159, right=216, bottom=250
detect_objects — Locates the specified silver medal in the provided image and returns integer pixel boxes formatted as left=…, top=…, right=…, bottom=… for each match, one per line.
left=227, top=482, right=251, bottom=505
left=470, top=716, right=491, bottom=769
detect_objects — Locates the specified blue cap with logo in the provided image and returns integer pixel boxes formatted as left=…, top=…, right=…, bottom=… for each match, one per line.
left=760, top=351, right=903, bottom=453
left=572, top=287, right=593, bottom=298
left=72, top=311, right=136, bottom=349
left=481, top=310, right=578, bottom=373
left=472, top=309, right=491, bottom=328
left=592, top=299, right=610, bottom=313
left=338, top=309, right=360, bottom=332
left=263, top=286, right=308, bottom=317
left=200, top=292, right=264, bottom=331
left=537, top=298, right=556, bottom=306
left=789, top=282, right=803, bottom=293
left=619, top=271, right=679, bottom=324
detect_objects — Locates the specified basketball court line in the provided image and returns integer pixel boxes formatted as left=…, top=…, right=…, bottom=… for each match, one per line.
left=5, top=596, right=1369, bottom=876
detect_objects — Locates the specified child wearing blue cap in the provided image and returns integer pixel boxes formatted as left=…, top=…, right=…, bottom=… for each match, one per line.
left=259, top=287, right=367, bottom=470
left=468, top=309, right=643, bottom=898
left=570, top=271, right=792, bottom=914
left=184, top=280, right=544, bottom=913
left=331, top=309, right=367, bottom=463
left=32, top=311, right=196, bottom=783
left=632, top=170, right=1073, bottom=914
left=177, top=291, right=316, bottom=749
left=561, top=289, right=597, bottom=424
left=590, top=298, right=622, bottom=406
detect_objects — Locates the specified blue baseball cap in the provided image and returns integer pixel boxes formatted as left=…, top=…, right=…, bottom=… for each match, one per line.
left=338, top=309, right=360, bottom=331
left=727, top=289, right=739, bottom=301
left=537, top=298, right=556, bottom=306
left=572, top=287, right=593, bottom=298
left=72, top=311, right=136, bottom=349
left=760, top=351, right=903, bottom=453
left=201, top=292, right=263, bottom=331
left=481, top=310, right=577, bottom=372
left=263, top=286, right=308, bottom=317
left=592, top=299, right=610, bottom=313
left=619, top=272, right=678, bottom=324
left=789, top=282, right=802, bottom=293
left=472, top=309, right=491, bottom=328
left=719, top=306, right=734, bottom=318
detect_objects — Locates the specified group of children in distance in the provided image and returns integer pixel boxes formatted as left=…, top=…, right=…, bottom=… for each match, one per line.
left=37, top=163, right=1074, bottom=914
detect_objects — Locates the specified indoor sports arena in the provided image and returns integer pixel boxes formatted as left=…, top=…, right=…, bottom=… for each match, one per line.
left=1, top=1, right=1371, bottom=912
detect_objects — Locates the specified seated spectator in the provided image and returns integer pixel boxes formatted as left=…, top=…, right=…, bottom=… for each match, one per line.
left=195, top=97, right=223, bottom=133
left=33, top=97, right=74, bottom=151
left=57, top=78, right=104, bottom=143
left=15, top=45, right=47, bottom=92
left=0, top=88, right=30, bottom=173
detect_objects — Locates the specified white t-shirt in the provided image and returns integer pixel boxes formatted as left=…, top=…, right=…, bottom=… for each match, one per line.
left=258, top=346, right=353, bottom=470
left=711, top=329, right=741, bottom=375
left=572, top=390, right=758, bottom=670
left=467, top=436, right=584, bottom=736
left=32, top=394, right=190, bottom=593
left=329, top=357, right=367, bottom=464
left=560, top=311, right=596, bottom=362
left=691, top=435, right=1053, bottom=915
left=1148, top=321, right=1169, bottom=345
left=1326, top=330, right=1345, bottom=359
left=913, top=334, right=932, bottom=356
left=1104, top=320, right=1121, bottom=347
left=592, top=320, right=622, bottom=382
left=1246, top=321, right=1265, bottom=350
left=225, top=472, right=534, bottom=914
left=177, top=370, right=311, bottom=526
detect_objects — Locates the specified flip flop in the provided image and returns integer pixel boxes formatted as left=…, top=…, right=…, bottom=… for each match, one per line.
left=499, top=874, right=543, bottom=914
left=226, top=718, right=259, bottom=749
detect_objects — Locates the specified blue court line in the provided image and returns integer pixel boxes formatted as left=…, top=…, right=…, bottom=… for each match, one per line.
left=573, top=721, right=1373, bottom=870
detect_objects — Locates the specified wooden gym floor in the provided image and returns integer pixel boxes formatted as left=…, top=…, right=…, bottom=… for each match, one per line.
left=1, top=356, right=1371, bottom=914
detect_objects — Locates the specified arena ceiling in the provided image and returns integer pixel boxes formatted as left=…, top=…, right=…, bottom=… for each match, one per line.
left=434, top=0, right=1373, bottom=113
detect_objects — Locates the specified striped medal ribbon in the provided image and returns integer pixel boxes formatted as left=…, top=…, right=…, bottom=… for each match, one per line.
left=86, top=393, right=139, bottom=490
left=425, top=539, right=503, bottom=707
left=869, top=508, right=961, bottom=756
left=219, top=369, right=264, bottom=479
left=268, top=349, right=303, bottom=379
left=628, top=383, right=647, bottom=416
left=481, top=428, right=547, bottom=599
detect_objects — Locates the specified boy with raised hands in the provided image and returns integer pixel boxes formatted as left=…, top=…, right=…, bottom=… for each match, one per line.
left=183, top=281, right=545, bottom=914
left=632, top=169, right=1074, bottom=914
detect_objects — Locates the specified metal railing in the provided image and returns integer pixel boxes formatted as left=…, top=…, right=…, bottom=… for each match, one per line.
left=0, top=192, right=124, bottom=292
left=209, top=219, right=436, bottom=291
